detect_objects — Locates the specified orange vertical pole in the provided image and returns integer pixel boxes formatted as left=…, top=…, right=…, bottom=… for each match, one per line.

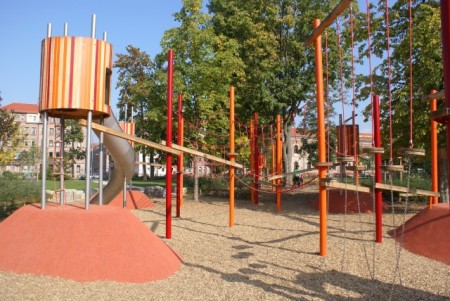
left=250, top=119, right=255, bottom=204
left=228, top=86, right=236, bottom=227
left=271, top=126, right=276, bottom=190
left=430, top=89, right=438, bottom=207
left=276, top=114, right=282, bottom=212
left=313, top=19, right=328, bottom=256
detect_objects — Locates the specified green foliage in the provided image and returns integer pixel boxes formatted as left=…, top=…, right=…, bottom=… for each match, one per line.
left=358, top=0, right=443, bottom=158
left=0, top=177, right=41, bottom=220
left=0, top=97, right=24, bottom=167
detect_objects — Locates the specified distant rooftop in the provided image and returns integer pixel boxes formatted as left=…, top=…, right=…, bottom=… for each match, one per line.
left=2, top=103, right=39, bottom=113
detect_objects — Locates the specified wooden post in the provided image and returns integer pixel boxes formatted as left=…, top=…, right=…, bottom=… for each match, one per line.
left=313, top=18, right=328, bottom=256
left=176, top=93, right=183, bottom=217
left=166, top=49, right=174, bottom=239
left=276, top=115, right=282, bottom=212
left=228, top=86, right=236, bottom=227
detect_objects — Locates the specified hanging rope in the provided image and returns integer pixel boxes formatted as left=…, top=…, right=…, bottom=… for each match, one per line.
left=385, top=0, right=394, bottom=164
left=336, top=17, right=347, bottom=158
left=408, top=0, right=414, bottom=148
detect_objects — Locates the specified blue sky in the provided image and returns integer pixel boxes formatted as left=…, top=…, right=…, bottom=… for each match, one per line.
left=0, top=0, right=182, bottom=113
left=1, top=0, right=372, bottom=131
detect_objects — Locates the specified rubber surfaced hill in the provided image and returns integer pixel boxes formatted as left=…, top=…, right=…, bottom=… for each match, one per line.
left=0, top=203, right=181, bottom=283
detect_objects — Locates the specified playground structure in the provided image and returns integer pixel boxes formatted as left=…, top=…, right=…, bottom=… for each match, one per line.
left=0, top=1, right=449, bottom=287
left=304, top=0, right=446, bottom=257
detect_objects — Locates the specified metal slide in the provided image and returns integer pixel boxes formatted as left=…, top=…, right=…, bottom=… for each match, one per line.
left=90, top=114, right=135, bottom=204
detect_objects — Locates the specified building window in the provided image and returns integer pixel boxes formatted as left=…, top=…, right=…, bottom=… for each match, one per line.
left=76, top=165, right=80, bottom=173
left=56, top=142, right=60, bottom=147
left=56, top=127, right=60, bottom=136
left=31, top=127, right=36, bottom=135
left=49, top=152, right=53, bottom=158
left=49, top=128, right=54, bottom=135
left=32, top=140, right=35, bottom=147
left=56, top=152, right=60, bottom=158
left=24, top=140, right=29, bottom=147
left=294, top=145, right=299, bottom=153
left=20, top=115, right=25, bottom=122
left=49, top=140, right=53, bottom=147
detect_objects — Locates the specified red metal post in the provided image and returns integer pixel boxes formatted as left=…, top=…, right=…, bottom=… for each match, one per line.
left=176, top=93, right=183, bottom=217
left=373, top=94, right=383, bottom=243
left=250, top=119, right=255, bottom=203
left=440, top=1, right=450, bottom=208
left=254, top=112, right=259, bottom=205
left=166, top=49, right=174, bottom=239
left=276, top=115, right=282, bottom=212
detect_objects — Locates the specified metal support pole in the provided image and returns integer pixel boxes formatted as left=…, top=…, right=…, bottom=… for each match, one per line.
left=41, top=111, right=48, bottom=209
left=254, top=112, right=259, bottom=205
left=250, top=119, right=254, bottom=203
left=373, top=95, right=383, bottom=243
left=430, top=90, right=438, bottom=207
left=59, top=117, right=65, bottom=205
left=99, top=116, right=104, bottom=205
left=313, top=18, right=328, bottom=256
left=440, top=1, right=450, bottom=208
left=228, top=86, right=236, bottom=227
left=276, top=115, right=282, bottom=212
left=166, top=49, right=174, bottom=239
left=176, top=93, right=183, bottom=217
left=123, top=177, right=127, bottom=208
left=85, top=111, right=92, bottom=210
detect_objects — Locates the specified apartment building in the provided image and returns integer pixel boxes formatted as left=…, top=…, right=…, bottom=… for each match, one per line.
left=3, top=102, right=87, bottom=179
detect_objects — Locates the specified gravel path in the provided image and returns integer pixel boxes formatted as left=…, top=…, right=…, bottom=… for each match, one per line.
left=0, top=186, right=449, bottom=300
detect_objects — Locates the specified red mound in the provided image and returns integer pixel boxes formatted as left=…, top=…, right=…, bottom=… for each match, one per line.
left=108, top=190, right=155, bottom=209
left=390, top=203, right=450, bottom=265
left=310, top=189, right=388, bottom=213
left=0, top=203, right=181, bottom=283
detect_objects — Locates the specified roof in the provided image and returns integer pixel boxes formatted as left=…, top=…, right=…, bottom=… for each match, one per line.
left=2, top=103, right=39, bottom=113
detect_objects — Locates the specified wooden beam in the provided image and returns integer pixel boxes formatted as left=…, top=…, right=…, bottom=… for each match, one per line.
left=320, top=179, right=440, bottom=197
left=375, top=183, right=440, bottom=197
left=305, top=0, right=352, bottom=46
left=268, top=167, right=317, bottom=181
left=422, top=90, right=444, bottom=102
left=135, top=162, right=165, bottom=167
left=160, top=140, right=244, bottom=169
left=78, top=119, right=181, bottom=156
left=321, top=179, right=371, bottom=193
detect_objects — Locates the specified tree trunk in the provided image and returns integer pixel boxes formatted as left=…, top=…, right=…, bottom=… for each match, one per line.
left=194, top=157, right=199, bottom=201
left=142, top=148, right=148, bottom=181
left=283, top=122, right=293, bottom=186
left=439, top=148, right=449, bottom=203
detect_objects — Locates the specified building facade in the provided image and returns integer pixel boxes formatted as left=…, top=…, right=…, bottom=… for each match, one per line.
left=3, top=103, right=87, bottom=179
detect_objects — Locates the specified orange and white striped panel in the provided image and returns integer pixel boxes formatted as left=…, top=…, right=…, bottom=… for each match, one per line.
left=120, top=121, right=135, bottom=147
left=39, top=36, right=113, bottom=118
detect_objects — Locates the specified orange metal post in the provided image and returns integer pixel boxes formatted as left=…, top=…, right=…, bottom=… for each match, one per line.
left=228, top=86, right=236, bottom=227
left=430, top=89, right=438, bottom=207
left=250, top=119, right=255, bottom=204
left=276, top=115, right=282, bottom=212
left=272, top=136, right=276, bottom=191
left=313, top=18, right=328, bottom=256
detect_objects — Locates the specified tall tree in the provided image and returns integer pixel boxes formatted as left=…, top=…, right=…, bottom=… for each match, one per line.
left=114, top=45, right=158, bottom=179
left=209, top=0, right=346, bottom=181
left=64, top=119, right=85, bottom=178
left=358, top=0, right=442, bottom=167
left=0, top=93, right=24, bottom=169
